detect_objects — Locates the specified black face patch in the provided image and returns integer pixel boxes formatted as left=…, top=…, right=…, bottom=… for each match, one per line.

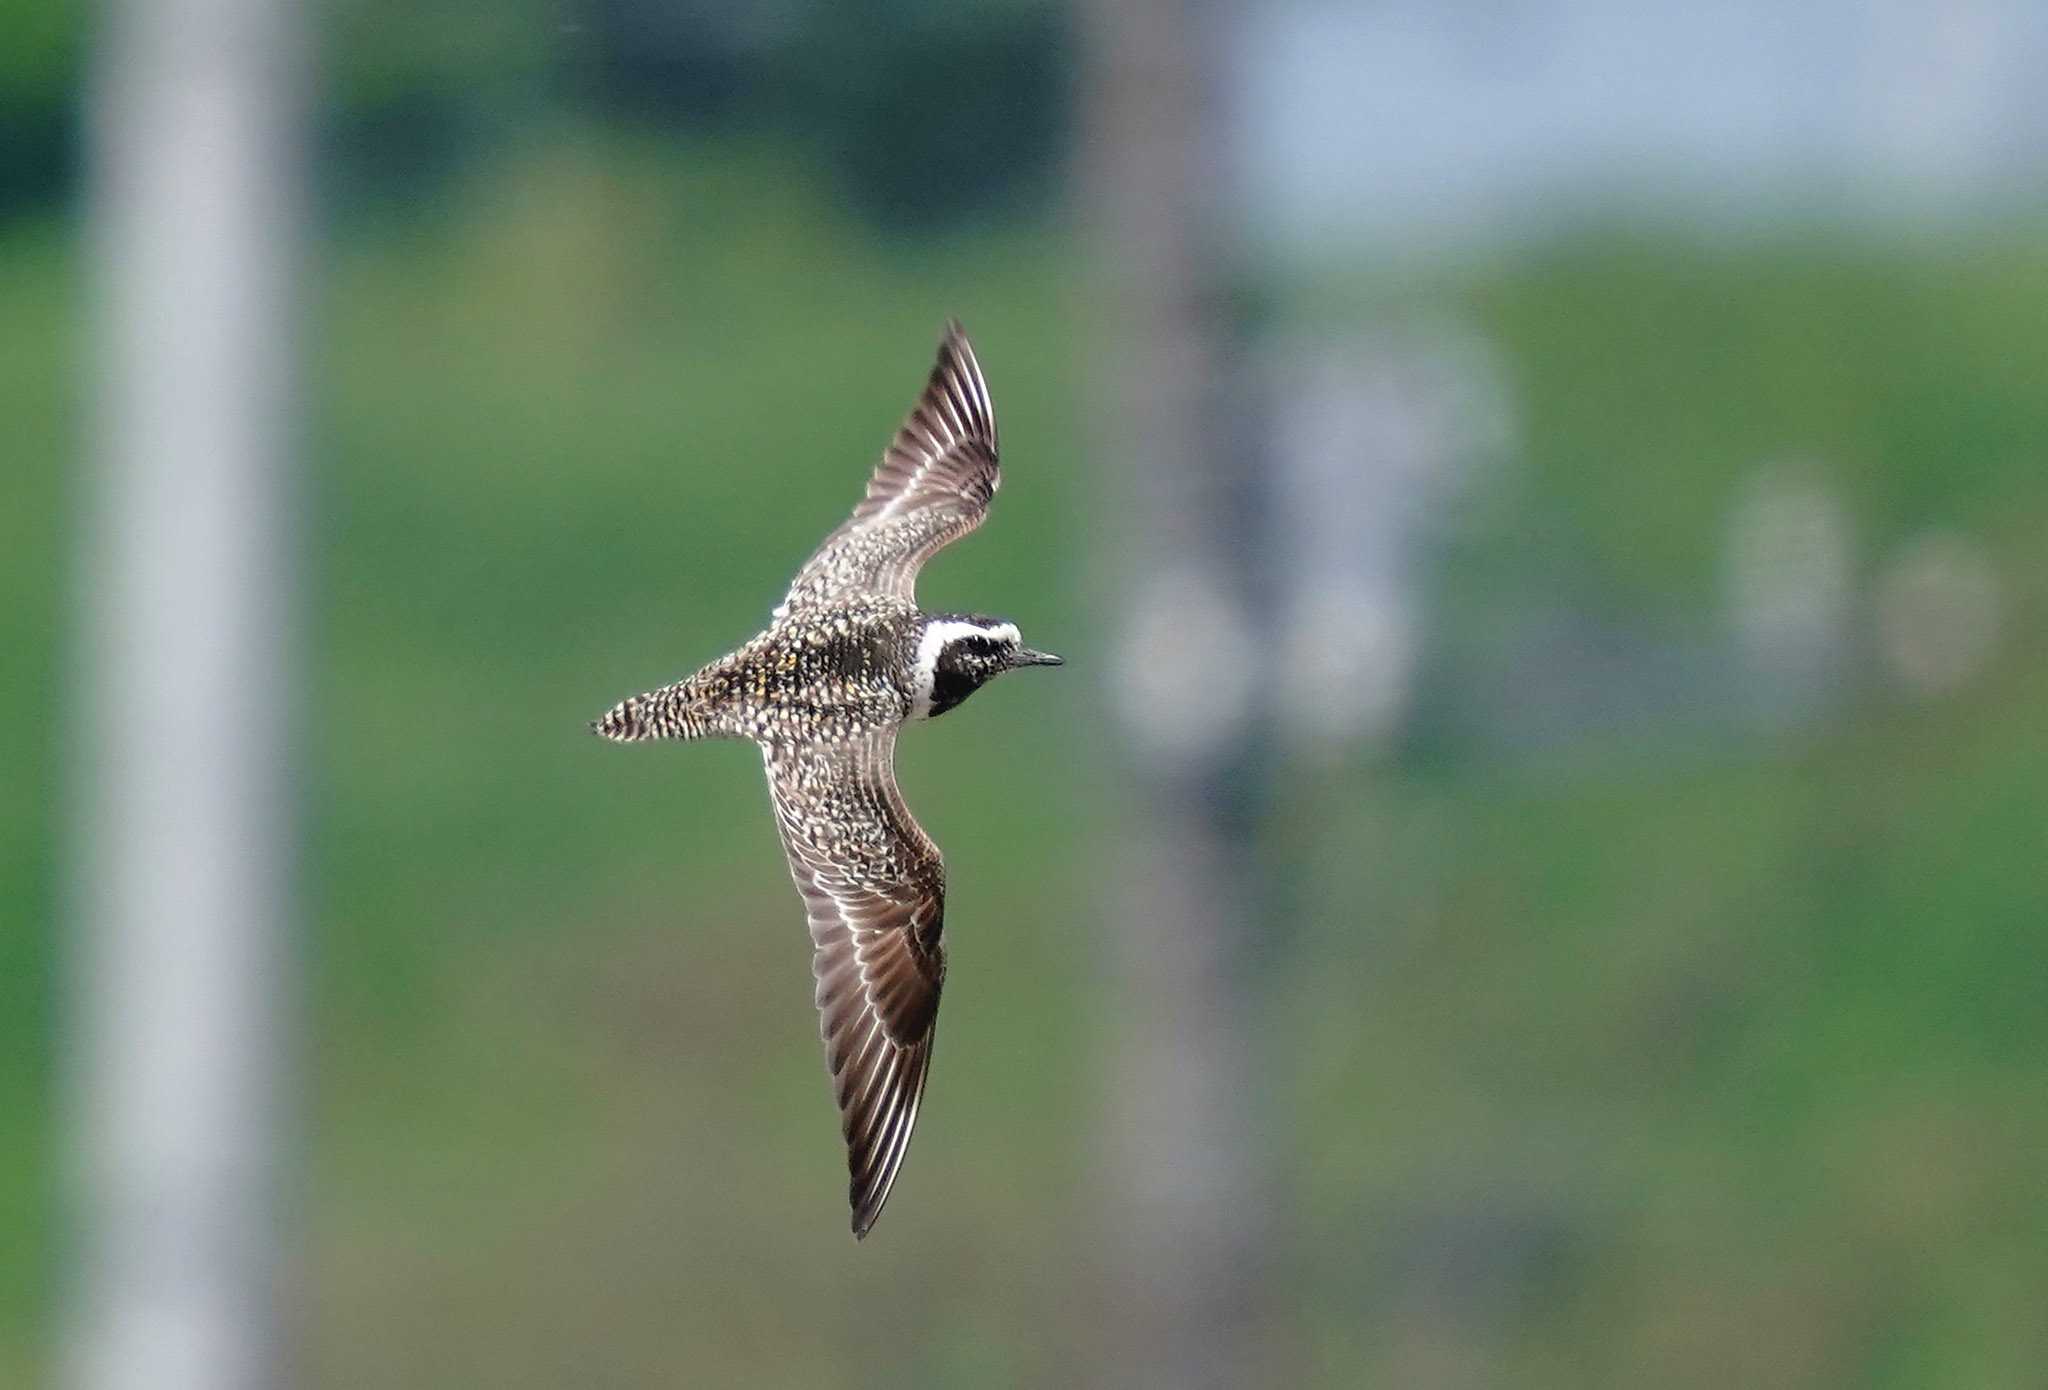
left=926, top=632, right=1007, bottom=718
left=926, top=663, right=979, bottom=718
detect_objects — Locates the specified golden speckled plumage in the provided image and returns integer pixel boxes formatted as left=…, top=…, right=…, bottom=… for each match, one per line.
left=591, top=322, right=1060, bottom=1237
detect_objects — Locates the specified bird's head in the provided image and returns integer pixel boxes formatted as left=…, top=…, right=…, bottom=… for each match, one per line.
left=912, top=614, right=1062, bottom=720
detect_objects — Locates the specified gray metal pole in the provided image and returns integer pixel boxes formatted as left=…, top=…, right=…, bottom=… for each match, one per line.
left=70, top=2, right=305, bottom=1387
left=1079, top=2, right=1275, bottom=1385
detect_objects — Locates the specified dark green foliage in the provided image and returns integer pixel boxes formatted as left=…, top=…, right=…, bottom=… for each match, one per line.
left=0, top=0, right=80, bottom=220
left=7, top=3, right=1071, bottom=232
left=6, top=138, right=2046, bottom=1384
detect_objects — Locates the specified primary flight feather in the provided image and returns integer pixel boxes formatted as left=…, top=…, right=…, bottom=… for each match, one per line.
left=592, top=322, right=1061, bottom=1237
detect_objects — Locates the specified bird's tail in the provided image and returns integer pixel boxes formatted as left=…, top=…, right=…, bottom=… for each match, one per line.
left=590, top=678, right=718, bottom=743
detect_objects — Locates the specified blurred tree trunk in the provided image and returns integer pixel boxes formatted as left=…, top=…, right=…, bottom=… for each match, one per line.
left=1078, top=2, right=1276, bottom=1385
left=70, top=2, right=306, bottom=1387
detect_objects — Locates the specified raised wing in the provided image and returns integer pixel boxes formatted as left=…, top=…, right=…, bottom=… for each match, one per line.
left=778, top=321, right=999, bottom=616
left=763, top=730, right=946, bottom=1237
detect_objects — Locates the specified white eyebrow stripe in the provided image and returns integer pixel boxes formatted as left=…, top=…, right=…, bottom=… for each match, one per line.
left=909, top=620, right=1018, bottom=719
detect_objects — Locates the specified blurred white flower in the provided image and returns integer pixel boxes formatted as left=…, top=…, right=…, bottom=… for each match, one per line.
left=1267, top=318, right=1513, bottom=751
left=1277, top=585, right=1418, bottom=746
left=1724, top=465, right=1853, bottom=724
left=1115, top=565, right=1258, bottom=767
left=1876, top=530, right=2001, bottom=698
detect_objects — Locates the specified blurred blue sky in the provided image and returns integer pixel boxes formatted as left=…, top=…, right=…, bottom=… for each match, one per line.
left=1240, top=0, right=2048, bottom=254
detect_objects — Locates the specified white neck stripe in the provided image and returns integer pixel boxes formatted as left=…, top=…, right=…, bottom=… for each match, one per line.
left=910, top=620, right=1019, bottom=719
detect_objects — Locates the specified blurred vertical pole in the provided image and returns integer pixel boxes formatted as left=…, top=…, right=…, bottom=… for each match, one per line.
left=70, top=1, right=305, bottom=1387
left=1078, top=2, right=1274, bottom=1387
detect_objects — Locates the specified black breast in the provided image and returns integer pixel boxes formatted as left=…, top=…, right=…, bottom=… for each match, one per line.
left=926, top=664, right=978, bottom=718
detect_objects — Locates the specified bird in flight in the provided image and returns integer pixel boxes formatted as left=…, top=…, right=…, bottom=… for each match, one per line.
left=592, top=321, right=1061, bottom=1237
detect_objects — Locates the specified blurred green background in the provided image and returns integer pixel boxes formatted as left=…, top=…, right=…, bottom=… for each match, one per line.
left=9, top=2, right=2048, bottom=1385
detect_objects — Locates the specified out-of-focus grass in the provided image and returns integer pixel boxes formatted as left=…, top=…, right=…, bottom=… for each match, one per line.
left=1279, top=229, right=2048, bottom=1386
left=310, top=132, right=1095, bottom=1388
left=1480, top=233, right=2048, bottom=609
left=0, top=220, right=67, bottom=1390
left=6, top=132, right=2046, bottom=1385
left=1282, top=661, right=2048, bottom=1386
left=1295, top=232, right=2048, bottom=614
